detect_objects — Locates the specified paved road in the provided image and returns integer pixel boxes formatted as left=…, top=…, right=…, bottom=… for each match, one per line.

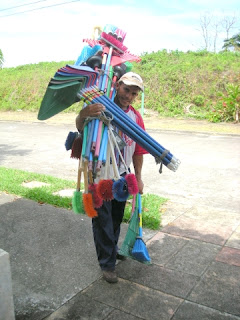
left=0, top=120, right=239, bottom=211
left=0, top=119, right=240, bottom=320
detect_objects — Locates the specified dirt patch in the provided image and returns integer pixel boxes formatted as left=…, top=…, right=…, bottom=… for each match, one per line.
left=1, top=110, right=240, bottom=135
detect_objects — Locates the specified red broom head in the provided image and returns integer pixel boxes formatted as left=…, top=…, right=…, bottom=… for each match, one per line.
left=96, top=179, right=114, bottom=201
left=71, top=137, right=83, bottom=159
left=125, top=174, right=139, bottom=195
left=89, top=183, right=103, bottom=208
left=100, top=32, right=127, bottom=53
left=83, top=193, right=98, bottom=218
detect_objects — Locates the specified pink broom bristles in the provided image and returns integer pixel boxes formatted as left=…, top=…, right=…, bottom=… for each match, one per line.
left=89, top=183, right=103, bottom=208
left=96, top=179, right=114, bottom=201
left=100, top=32, right=127, bottom=53
left=125, top=173, right=139, bottom=195
left=83, top=193, right=98, bottom=218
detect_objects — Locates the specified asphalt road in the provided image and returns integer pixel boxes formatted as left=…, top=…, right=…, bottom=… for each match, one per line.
left=0, top=120, right=239, bottom=212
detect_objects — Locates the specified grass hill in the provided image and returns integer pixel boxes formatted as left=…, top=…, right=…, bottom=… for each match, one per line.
left=0, top=50, right=239, bottom=122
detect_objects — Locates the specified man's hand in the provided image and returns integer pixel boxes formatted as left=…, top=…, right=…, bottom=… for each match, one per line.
left=132, top=154, right=144, bottom=194
left=76, top=103, right=105, bottom=131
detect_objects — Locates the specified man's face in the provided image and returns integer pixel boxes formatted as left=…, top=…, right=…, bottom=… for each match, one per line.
left=115, top=83, right=140, bottom=110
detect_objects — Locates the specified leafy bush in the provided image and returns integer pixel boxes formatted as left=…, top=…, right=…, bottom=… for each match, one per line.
left=207, top=84, right=240, bottom=122
left=1, top=51, right=240, bottom=122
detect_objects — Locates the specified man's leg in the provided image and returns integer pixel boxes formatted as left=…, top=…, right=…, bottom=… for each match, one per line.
left=92, top=201, right=116, bottom=271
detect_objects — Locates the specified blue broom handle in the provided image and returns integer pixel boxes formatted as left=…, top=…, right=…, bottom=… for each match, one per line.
left=96, top=125, right=108, bottom=170
left=138, top=193, right=143, bottom=238
left=85, top=120, right=95, bottom=160
left=93, top=95, right=173, bottom=163
left=93, top=97, right=171, bottom=166
left=79, top=89, right=169, bottom=158
left=100, top=95, right=172, bottom=158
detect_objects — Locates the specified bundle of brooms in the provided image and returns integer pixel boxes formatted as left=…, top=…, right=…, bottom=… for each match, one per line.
left=65, top=24, right=141, bottom=218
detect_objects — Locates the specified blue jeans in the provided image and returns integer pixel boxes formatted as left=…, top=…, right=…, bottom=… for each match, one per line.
left=92, top=199, right=126, bottom=271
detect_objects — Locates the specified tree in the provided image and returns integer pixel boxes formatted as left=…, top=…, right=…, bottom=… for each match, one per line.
left=0, top=49, right=4, bottom=68
left=198, top=12, right=239, bottom=52
left=223, top=33, right=240, bottom=51
left=199, top=13, right=212, bottom=51
left=221, top=14, right=238, bottom=41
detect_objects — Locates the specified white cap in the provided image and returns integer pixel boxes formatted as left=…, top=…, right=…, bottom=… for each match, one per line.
left=119, top=72, right=144, bottom=91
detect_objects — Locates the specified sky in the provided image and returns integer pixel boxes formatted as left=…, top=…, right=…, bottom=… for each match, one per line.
left=0, top=0, right=239, bottom=68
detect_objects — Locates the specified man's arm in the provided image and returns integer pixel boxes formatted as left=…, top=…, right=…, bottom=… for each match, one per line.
left=76, top=103, right=105, bottom=131
left=132, top=154, right=144, bottom=194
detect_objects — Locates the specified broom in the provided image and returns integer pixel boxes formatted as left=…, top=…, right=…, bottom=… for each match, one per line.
left=118, top=194, right=139, bottom=258
left=96, top=137, right=114, bottom=201
left=132, top=193, right=151, bottom=263
left=82, top=160, right=98, bottom=218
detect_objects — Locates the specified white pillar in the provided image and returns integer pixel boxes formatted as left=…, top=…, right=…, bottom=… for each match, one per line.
left=0, top=249, right=15, bottom=320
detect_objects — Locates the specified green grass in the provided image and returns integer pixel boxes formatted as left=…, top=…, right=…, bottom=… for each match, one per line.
left=0, top=167, right=167, bottom=230
left=1, top=50, right=240, bottom=122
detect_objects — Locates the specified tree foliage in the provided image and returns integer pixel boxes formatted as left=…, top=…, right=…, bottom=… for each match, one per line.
left=223, top=33, right=240, bottom=51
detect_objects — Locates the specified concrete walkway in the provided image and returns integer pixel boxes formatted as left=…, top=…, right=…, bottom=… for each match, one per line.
left=0, top=118, right=240, bottom=320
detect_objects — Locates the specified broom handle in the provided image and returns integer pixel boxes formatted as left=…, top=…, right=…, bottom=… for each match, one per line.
left=83, top=160, right=88, bottom=193
left=77, top=157, right=82, bottom=190
left=108, top=125, right=129, bottom=173
left=104, top=139, right=111, bottom=179
left=138, top=193, right=143, bottom=238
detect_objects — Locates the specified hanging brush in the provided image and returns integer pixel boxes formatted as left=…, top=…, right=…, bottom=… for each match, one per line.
left=82, top=160, right=98, bottom=218
left=65, top=131, right=78, bottom=151
left=108, top=129, right=129, bottom=202
left=96, top=135, right=114, bottom=201
left=88, top=183, right=103, bottom=208
left=71, top=132, right=83, bottom=159
left=88, top=153, right=103, bottom=209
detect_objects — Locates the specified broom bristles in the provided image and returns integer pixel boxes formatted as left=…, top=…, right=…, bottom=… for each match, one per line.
left=83, top=193, right=98, bottom=218
left=101, top=32, right=127, bottom=53
left=65, top=131, right=77, bottom=151
left=112, top=178, right=129, bottom=202
left=89, top=183, right=103, bottom=208
left=97, top=179, right=114, bottom=201
left=71, top=136, right=83, bottom=159
left=132, top=237, right=151, bottom=262
left=72, top=190, right=83, bottom=214
left=125, top=174, right=139, bottom=195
